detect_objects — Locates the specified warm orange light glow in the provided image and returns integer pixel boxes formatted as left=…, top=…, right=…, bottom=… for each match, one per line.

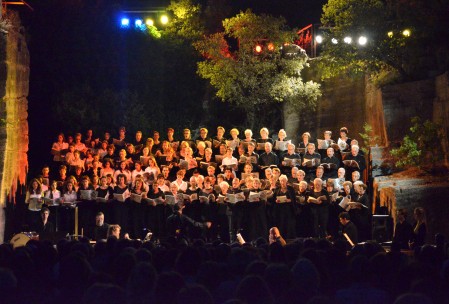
left=255, top=45, right=263, bottom=53
left=267, top=43, right=275, bottom=51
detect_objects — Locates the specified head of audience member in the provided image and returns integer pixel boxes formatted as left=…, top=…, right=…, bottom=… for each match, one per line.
left=216, top=174, right=225, bottom=184
left=75, top=133, right=82, bottom=144
left=107, top=224, right=121, bottom=239
left=313, top=178, right=323, bottom=191
left=290, top=166, right=299, bottom=178
left=324, top=130, right=332, bottom=140
left=217, top=126, right=225, bottom=139
left=351, top=145, right=360, bottom=157
left=163, top=127, right=173, bottom=139
left=224, top=167, right=233, bottom=180
left=57, top=132, right=65, bottom=143
left=397, top=208, right=408, bottom=224
left=41, top=207, right=50, bottom=223
left=133, top=130, right=142, bottom=142
left=302, top=132, right=311, bottom=143
left=299, top=181, right=308, bottom=193
left=207, top=165, right=216, bottom=177
left=272, top=168, right=280, bottom=180
left=340, top=127, right=348, bottom=139
left=244, top=129, right=253, bottom=140
left=342, top=181, right=352, bottom=195
left=67, top=135, right=74, bottom=144
left=264, top=142, right=273, bottom=154
left=204, top=176, right=213, bottom=189
left=107, top=144, right=115, bottom=155
left=237, top=145, right=245, bottom=156
left=326, top=147, right=334, bottom=158
left=326, top=180, right=335, bottom=193
left=232, top=178, right=240, bottom=189
left=153, top=131, right=160, bottom=142
left=81, top=176, right=91, bottom=188
left=183, top=129, right=191, bottom=140
left=199, top=127, right=208, bottom=139
left=278, top=129, right=287, bottom=141
left=307, top=143, right=316, bottom=155
left=296, top=170, right=305, bottom=182
left=337, top=167, right=345, bottom=179
left=339, top=212, right=351, bottom=226
left=189, top=176, right=198, bottom=189
left=146, top=138, right=154, bottom=149
left=230, top=128, right=239, bottom=140
left=96, top=212, right=105, bottom=227
left=117, top=174, right=127, bottom=186
left=219, top=181, right=230, bottom=194
left=260, top=127, right=269, bottom=139
left=246, top=142, right=255, bottom=154
left=316, top=166, right=324, bottom=179
left=279, top=174, right=288, bottom=189
left=169, top=183, right=179, bottom=195
left=287, top=143, right=295, bottom=155
left=65, top=180, right=75, bottom=193
left=265, top=168, right=273, bottom=180
left=413, top=207, right=426, bottom=224
left=352, top=171, right=360, bottom=182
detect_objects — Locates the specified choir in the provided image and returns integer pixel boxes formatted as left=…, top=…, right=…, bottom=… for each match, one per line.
left=27, top=126, right=370, bottom=242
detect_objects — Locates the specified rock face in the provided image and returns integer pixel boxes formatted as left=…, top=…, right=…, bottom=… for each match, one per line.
left=285, top=69, right=449, bottom=242
left=373, top=171, right=449, bottom=242
left=0, top=11, right=29, bottom=244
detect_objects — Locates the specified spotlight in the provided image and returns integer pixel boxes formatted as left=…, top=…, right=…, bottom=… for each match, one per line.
left=358, top=36, right=367, bottom=46
left=135, top=19, right=143, bottom=27
left=121, top=18, right=130, bottom=27
left=402, top=29, right=411, bottom=37
left=146, top=19, right=154, bottom=26
left=343, top=36, right=352, bottom=44
left=160, top=15, right=169, bottom=25
left=267, top=43, right=275, bottom=51
left=331, top=38, right=338, bottom=44
left=255, top=45, right=263, bottom=54
left=315, top=35, right=323, bottom=44
left=387, top=31, right=393, bottom=38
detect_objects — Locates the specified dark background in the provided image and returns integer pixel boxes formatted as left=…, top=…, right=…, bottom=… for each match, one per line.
left=17, top=0, right=326, bottom=177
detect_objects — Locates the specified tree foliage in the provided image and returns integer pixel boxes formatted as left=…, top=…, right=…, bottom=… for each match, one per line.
left=390, top=117, right=444, bottom=169
left=319, top=0, right=449, bottom=83
left=194, top=10, right=321, bottom=111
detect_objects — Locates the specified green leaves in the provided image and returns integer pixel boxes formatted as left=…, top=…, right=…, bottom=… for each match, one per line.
left=390, top=117, right=444, bottom=169
left=194, top=10, right=321, bottom=110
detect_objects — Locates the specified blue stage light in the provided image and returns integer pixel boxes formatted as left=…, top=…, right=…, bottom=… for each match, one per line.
left=121, top=18, right=130, bottom=28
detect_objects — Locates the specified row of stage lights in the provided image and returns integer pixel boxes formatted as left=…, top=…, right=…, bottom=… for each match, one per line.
left=120, top=15, right=169, bottom=29
left=315, top=29, right=411, bottom=46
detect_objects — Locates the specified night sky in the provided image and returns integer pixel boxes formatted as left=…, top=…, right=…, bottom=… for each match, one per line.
left=16, top=0, right=326, bottom=177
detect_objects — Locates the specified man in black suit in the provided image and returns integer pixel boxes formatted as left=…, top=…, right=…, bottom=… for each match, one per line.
left=93, top=212, right=110, bottom=241
left=339, top=212, right=358, bottom=247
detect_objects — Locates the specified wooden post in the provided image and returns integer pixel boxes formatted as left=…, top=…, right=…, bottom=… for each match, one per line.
left=74, top=206, right=78, bottom=240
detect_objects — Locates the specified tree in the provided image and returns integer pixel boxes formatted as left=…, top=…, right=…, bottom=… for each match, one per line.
left=193, top=10, right=321, bottom=125
left=319, top=0, right=449, bottom=84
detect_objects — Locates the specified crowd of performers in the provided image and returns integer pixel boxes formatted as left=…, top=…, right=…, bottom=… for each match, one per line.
left=25, top=126, right=372, bottom=244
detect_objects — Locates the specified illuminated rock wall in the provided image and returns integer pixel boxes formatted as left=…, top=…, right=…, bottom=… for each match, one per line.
left=0, top=11, right=29, bottom=243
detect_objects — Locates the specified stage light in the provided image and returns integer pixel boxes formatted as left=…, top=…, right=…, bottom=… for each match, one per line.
left=358, top=36, right=367, bottom=46
left=331, top=38, right=338, bottom=44
left=146, top=19, right=154, bottom=26
left=315, top=35, right=323, bottom=44
left=255, top=45, right=263, bottom=54
left=343, top=36, right=352, bottom=44
left=160, top=15, right=169, bottom=25
left=135, top=19, right=143, bottom=27
left=402, top=29, right=411, bottom=37
left=387, top=31, right=393, bottom=38
left=267, top=43, right=275, bottom=51
left=121, top=18, right=130, bottom=28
